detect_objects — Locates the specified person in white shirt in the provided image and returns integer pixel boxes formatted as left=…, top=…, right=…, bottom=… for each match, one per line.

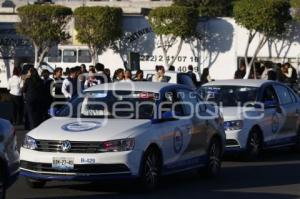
left=84, top=69, right=101, bottom=89
left=7, top=67, right=23, bottom=124
left=61, top=68, right=77, bottom=100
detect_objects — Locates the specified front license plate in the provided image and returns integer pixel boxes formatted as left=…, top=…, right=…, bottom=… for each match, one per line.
left=52, top=157, right=74, bottom=171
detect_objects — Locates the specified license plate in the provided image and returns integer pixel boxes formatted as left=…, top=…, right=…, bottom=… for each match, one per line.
left=52, top=157, right=74, bottom=171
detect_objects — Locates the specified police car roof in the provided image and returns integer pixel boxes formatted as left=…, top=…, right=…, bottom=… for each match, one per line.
left=85, top=82, right=185, bottom=93
left=203, top=79, right=272, bottom=87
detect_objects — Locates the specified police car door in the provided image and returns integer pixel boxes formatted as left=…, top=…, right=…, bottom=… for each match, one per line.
left=159, top=89, right=193, bottom=173
left=260, top=85, right=284, bottom=146
left=273, top=84, right=298, bottom=144
left=177, top=89, right=208, bottom=160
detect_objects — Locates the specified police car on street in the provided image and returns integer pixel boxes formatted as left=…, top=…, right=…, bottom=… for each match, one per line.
left=200, top=80, right=300, bottom=158
left=20, top=82, right=225, bottom=190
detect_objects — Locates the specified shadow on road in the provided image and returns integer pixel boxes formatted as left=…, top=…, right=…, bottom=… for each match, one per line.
left=21, top=152, right=300, bottom=199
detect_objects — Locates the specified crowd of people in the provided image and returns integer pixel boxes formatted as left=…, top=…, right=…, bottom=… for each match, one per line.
left=6, top=63, right=199, bottom=130
left=6, top=60, right=297, bottom=130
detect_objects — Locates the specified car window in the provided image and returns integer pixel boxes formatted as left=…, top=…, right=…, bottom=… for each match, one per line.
left=161, top=90, right=185, bottom=116
left=63, top=49, right=77, bottom=63
left=273, top=85, right=293, bottom=105
left=177, top=74, right=196, bottom=89
left=177, top=89, right=199, bottom=116
left=78, top=50, right=91, bottom=63
left=261, top=86, right=278, bottom=104
left=48, top=49, right=62, bottom=63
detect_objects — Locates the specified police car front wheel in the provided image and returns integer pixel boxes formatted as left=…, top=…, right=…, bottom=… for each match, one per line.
left=140, top=147, right=162, bottom=191
left=246, top=130, right=263, bottom=159
left=201, top=138, right=222, bottom=177
left=26, top=178, right=47, bottom=188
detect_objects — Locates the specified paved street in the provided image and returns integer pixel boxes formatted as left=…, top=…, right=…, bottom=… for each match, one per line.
left=6, top=126, right=300, bottom=199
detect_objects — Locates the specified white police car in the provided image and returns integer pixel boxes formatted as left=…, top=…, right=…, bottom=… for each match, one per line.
left=0, top=118, right=19, bottom=199
left=20, top=82, right=225, bottom=190
left=200, top=80, right=300, bottom=158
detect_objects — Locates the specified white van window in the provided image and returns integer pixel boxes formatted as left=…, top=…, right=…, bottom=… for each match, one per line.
left=63, top=49, right=77, bottom=63
left=78, top=50, right=91, bottom=63
left=48, top=50, right=62, bottom=63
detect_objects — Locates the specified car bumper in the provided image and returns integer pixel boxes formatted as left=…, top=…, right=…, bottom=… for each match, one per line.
left=20, top=147, right=143, bottom=180
left=224, top=129, right=248, bottom=153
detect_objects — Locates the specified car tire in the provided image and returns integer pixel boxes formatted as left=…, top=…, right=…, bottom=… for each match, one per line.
left=139, top=147, right=161, bottom=191
left=201, top=138, right=222, bottom=177
left=246, top=130, right=262, bottom=160
left=26, top=178, right=46, bottom=188
left=0, top=164, right=6, bottom=199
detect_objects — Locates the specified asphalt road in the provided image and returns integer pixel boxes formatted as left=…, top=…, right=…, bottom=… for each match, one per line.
left=6, top=126, right=300, bottom=199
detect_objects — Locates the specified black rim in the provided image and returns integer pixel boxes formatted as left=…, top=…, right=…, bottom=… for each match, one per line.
left=144, top=152, right=159, bottom=188
left=208, top=141, right=221, bottom=175
left=249, top=132, right=261, bottom=155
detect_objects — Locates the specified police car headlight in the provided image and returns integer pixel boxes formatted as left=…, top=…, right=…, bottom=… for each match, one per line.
left=100, top=138, right=135, bottom=152
left=22, top=136, right=38, bottom=150
left=224, top=120, right=243, bottom=131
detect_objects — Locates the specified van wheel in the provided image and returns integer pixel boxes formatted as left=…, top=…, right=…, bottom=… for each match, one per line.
left=0, top=164, right=6, bottom=199
left=201, top=138, right=222, bottom=177
left=139, top=147, right=161, bottom=191
left=26, top=178, right=46, bottom=188
left=246, top=130, right=262, bottom=159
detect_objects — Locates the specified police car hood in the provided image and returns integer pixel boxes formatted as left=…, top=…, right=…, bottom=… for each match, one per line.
left=220, top=106, right=261, bottom=121
left=27, top=117, right=151, bottom=141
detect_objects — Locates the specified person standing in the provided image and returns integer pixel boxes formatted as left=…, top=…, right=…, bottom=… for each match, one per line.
left=84, top=68, right=101, bottom=88
left=113, top=68, right=125, bottom=82
left=52, top=67, right=65, bottom=110
left=122, top=70, right=132, bottom=82
left=200, top=68, right=212, bottom=85
left=187, top=65, right=197, bottom=85
left=7, top=67, right=23, bottom=125
left=23, top=68, right=45, bottom=129
left=234, top=63, right=246, bottom=79
left=61, top=68, right=78, bottom=101
left=134, top=70, right=146, bottom=81
left=41, top=69, right=53, bottom=120
left=104, top=68, right=112, bottom=83
left=152, top=65, right=168, bottom=82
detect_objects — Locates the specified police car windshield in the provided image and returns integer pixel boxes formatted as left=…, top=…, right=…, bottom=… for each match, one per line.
left=200, top=86, right=258, bottom=107
left=58, top=90, right=157, bottom=119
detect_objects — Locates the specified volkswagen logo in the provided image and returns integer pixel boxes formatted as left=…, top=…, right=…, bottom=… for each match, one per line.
left=61, top=140, right=72, bottom=152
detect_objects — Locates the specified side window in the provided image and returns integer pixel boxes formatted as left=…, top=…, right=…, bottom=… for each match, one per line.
left=63, top=49, right=77, bottom=63
left=274, top=85, right=293, bottom=105
left=48, top=49, right=62, bottom=63
left=161, top=90, right=185, bottom=116
left=176, top=89, right=198, bottom=116
left=262, top=86, right=278, bottom=104
left=78, top=50, right=92, bottom=63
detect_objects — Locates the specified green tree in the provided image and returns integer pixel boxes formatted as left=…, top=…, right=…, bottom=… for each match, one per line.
left=74, top=6, right=123, bottom=64
left=291, top=0, right=300, bottom=21
left=233, top=0, right=291, bottom=79
left=148, top=6, right=199, bottom=69
left=173, top=0, right=234, bottom=17
left=16, top=5, right=72, bottom=68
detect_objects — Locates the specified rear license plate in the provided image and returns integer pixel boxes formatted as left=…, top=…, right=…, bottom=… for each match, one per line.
left=52, top=157, right=74, bottom=171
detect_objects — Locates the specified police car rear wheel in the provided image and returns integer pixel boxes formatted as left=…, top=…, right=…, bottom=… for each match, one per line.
left=26, top=178, right=47, bottom=188
left=140, top=148, right=161, bottom=191
left=247, top=131, right=262, bottom=159
left=202, top=138, right=222, bottom=177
